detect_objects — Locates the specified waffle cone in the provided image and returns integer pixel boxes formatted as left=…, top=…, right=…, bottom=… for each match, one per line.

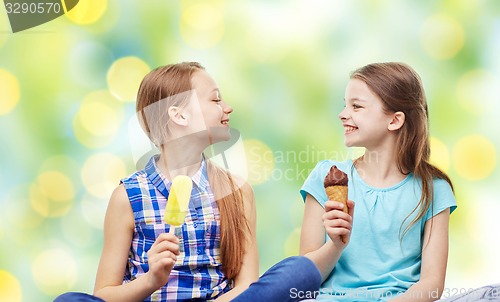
left=325, top=185, right=348, bottom=214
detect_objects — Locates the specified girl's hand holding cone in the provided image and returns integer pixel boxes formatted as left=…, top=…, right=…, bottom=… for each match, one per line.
left=323, top=199, right=355, bottom=245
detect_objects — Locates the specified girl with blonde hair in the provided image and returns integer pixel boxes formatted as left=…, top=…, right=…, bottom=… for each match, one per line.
left=56, top=62, right=321, bottom=302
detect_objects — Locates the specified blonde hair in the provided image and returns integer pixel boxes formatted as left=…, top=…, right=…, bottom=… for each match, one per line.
left=351, top=62, right=454, bottom=240
left=136, top=62, right=250, bottom=280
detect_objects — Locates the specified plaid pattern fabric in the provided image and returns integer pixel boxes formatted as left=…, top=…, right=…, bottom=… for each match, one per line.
left=121, top=155, right=229, bottom=301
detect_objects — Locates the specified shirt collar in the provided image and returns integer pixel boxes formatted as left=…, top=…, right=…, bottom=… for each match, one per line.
left=145, top=154, right=209, bottom=198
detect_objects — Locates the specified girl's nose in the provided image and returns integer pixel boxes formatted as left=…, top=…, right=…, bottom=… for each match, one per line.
left=223, top=102, right=233, bottom=114
left=338, top=107, right=348, bottom=120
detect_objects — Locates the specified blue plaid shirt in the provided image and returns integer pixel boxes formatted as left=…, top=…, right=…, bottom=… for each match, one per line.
left=121, top=155, right=229, bottom=301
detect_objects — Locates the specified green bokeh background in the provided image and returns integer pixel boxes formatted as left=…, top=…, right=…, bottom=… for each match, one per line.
left=1, top=0, right=499, bottom=301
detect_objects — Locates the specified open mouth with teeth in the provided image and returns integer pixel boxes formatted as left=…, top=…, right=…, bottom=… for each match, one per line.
left=221, top=120, right=229, bottom=125
left=344, top=125, right=358, bottom=134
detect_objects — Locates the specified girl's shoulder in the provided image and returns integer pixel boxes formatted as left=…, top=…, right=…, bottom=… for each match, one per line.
left=432, top=177, right=456, bottom=203
left=411, top=175, right=454, bottom=193
left=432, top=177, right=453, bottom=189
left=120, top=168, right=149, bottom=186
left=121, top=155, right=159, bottom=186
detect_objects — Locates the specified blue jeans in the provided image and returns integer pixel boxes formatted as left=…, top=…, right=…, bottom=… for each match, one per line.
left=233, top=256, right=321, bottom=301
left=54, top=256, right=321, bottom=302
left=54, top=292, right=105, bottom=302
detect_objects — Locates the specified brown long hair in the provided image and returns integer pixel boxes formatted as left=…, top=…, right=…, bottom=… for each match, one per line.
left=136, top=62, right=250, bottom=280
left=351, top=62, right=454, bottom=240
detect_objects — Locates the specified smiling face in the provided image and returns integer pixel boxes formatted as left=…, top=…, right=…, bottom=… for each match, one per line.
left=339, top=78, right=395, bottom=149
left=188, top=69, right=233, bottom=144
left=136, top=63, right=234, bottom=150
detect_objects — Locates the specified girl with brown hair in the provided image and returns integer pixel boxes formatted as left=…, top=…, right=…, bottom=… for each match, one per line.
left=300, top=62, right=457, bottom=301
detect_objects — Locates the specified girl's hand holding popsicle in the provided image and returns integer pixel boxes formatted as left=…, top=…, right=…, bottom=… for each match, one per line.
left=145, top=175, right=193, bottom=289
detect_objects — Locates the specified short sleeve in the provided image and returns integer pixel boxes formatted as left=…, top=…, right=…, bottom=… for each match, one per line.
left=300, top=160, right=337, bottom=207
left=424, top=178, right=457, bottom=221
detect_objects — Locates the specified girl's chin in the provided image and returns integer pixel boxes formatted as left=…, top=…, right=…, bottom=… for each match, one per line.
left=344, top=140, right=362, bottom=148
left=208, top=127, right=231, bottom=143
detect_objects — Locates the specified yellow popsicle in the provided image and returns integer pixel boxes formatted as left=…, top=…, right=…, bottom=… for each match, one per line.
left=165, top=175, right=193, bottom=226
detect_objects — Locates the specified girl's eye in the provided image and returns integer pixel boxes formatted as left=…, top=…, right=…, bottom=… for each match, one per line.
left=353, top=103, right=361, bottom=109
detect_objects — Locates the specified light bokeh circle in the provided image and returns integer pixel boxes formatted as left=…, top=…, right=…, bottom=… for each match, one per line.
left=81, top=153, right=127, bottom=199
left=107, top=57, right=150, bottom=102
left=30, top=172, right=74, bottom=218
left=180, top=3, right=225, bottom=49
left=73, top=90, right=124, bottom=148
left=0, top=69, right=20, bottom=115
left=420, top=14, right=465, bottom=59
left=80, top=99, right=120, bottom=136
left=31, top=248, right=77, bottom=295
left=243, top=139, right=275, bottom=185
left=38, top=171, right=75, bottom=202
left=65, top=0, right=108, bottom=25
left=452, top=135, right=496, bottom=181
left=430, top=137, right=450, bottom=172
left=0, top=270, right=22, bottom=302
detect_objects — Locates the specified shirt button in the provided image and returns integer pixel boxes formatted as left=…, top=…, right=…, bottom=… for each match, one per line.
left=197, top=249, right=201, bottom=255
left=193, top=222, right=198, bottom=228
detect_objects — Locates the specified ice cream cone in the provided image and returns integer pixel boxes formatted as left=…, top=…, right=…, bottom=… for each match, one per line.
left=325, top=186, right=348, bottom=213
left=324, top=165, right=349, bottom=243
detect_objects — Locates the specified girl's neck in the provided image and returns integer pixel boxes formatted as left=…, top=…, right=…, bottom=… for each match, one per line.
left=354, top=147, right=407, bottom=188
left=157, top=141, right=205, bottom=180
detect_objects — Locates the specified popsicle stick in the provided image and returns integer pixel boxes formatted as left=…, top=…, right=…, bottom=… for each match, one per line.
left=169, top=226, right=176, bottom=234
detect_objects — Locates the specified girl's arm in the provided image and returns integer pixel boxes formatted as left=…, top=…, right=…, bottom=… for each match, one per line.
left=390, top=208, right=450, bottom=302
left=93, top=185, right=180, bottom=302
left=299, top=194, right=354, bottom=282
left=215, top=182, right=259, bottom=301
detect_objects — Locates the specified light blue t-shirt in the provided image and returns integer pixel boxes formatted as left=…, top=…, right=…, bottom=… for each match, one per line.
left=300, top=160, right=457, bottom=301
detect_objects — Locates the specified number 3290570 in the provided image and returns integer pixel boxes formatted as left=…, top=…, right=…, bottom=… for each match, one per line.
left=5, top=2, right=62, bottom=14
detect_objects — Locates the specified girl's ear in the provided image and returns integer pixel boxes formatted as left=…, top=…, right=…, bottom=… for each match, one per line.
left=168, top=106, right=188, bottom=126
left=388, top=111, right=405, bottom=131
